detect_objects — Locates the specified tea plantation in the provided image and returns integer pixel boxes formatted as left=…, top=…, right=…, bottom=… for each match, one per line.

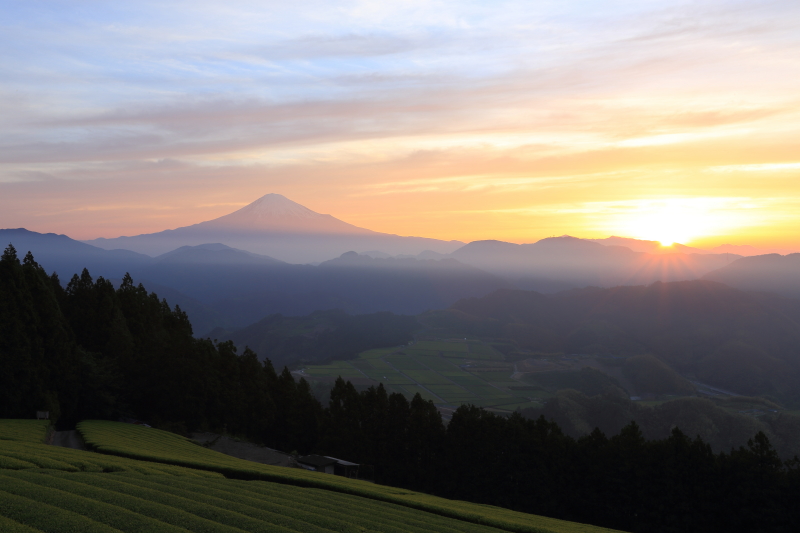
left=1, top=419, right=623, bottom=533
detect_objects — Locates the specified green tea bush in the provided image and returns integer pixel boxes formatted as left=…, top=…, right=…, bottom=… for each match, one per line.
left=0, top=514, right=41, bottom=533
left=76, top=420, right=621, bottom=533
left=19, top=471, right=249, bottom=533
left=0, top=487, right=119, bottom=533
left=194, top=477, right=502, bottom=533
left=0, top=420, right=50, bottom=444
left=0, top=435, right=222, bottom=478
left=0, top=472, right=191, bottom=533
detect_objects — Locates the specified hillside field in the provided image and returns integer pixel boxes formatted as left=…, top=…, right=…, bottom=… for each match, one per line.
left=0, top=419, right=624, bottom=533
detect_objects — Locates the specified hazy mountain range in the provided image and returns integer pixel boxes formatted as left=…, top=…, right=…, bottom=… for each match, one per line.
left=81, top=193, right=790, bottom=262
left=448, top=237, right=739, bottom=291
left=3, top=193, right=800, bottom=334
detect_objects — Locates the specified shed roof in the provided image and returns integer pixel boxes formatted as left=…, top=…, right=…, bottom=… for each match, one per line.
left=297, top=454, right=338, bottom=468
left=324, top=456, right=359, bottom=466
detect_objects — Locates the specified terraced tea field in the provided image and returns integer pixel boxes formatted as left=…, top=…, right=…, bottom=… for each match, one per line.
left=0, top=420, right=50, bottom=444
left=0, top=419, right=623, bottom=533
left=300, top=340, right=548, bottom=411
left=0, top=421, right=216, bottom=477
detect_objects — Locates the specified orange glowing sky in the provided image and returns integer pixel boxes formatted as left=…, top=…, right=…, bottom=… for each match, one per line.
left=1, top=1, right=799, bottom=252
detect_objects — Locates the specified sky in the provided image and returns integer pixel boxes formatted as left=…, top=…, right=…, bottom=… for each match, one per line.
left=1, top=0, right=800, bottom=250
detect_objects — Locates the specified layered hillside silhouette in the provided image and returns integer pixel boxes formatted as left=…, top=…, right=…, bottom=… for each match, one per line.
left=6, top=224, right=800, bottom=335
left=703, top=253, right=800, bottom=296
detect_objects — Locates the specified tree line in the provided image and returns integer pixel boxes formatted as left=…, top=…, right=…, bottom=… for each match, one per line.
left=0, top=244, right=320, bottom=449
left=2, top=245, right=798, bottom=533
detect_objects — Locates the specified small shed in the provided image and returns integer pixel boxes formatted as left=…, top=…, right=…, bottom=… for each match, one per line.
left=324, top=456, right=360, bottom=479
left=297, top=455, right=338, bottom=474
left=36, top=411, right=49, bottom=420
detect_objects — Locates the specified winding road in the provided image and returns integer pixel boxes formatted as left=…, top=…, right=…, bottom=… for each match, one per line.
left=51, top=430, right=86, bottom=450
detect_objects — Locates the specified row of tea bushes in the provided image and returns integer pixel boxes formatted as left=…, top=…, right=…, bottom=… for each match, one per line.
left=0, top=420, right=621, bottom=533
left=77, top=420, right=620, bottom=533
left=0, top=420, right=50, bottom=444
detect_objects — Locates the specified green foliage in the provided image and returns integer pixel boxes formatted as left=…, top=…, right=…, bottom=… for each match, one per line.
left=9, top=422, right=566, bottom=533
left=0, top=420, right=50, bottom=444
left=69, top=420, right=617, bottom=533
left=0, top=515, right=41, bottom=533
left=0, top=486, right=120, bottom=533
left=78, top=420, right=286, bottom=477
left=0, top=245, right=77, bottom=422
left=73, top=371, right=777, bottom=533
left=0, top=426, right=221, bottom=477
left=0, top=467, right=619, bottom=533
left=0, top=472, right=193, bottom=533
left=526, top=391, right=800, bottom=459
left=0, top=252, right=314, bottom=445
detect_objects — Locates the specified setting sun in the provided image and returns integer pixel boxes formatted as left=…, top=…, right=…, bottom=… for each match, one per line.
left=596, top=198, right=765, bottom=248
left=631, top=208, right=700, bottom=247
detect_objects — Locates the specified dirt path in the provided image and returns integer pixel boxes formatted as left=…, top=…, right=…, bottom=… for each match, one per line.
left=52, top=430, right=86, bottom=450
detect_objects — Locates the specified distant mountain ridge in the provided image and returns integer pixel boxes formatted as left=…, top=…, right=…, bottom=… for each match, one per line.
left=0, top=228, right=152, bottom=279
left=703, top=253, right=800, bottom=296
left=154, top=243, right=284, bottom=265
left=6, top=222, right=800, bottom=335
left=0, top=230, right=505, bottom=332
left=6, top=227, right=798, bottom=324
left=84, top=194, right=463, bottom=262
left=447, top=236, right=740, bottom=290
left=588, top=236, right=710, bottom=255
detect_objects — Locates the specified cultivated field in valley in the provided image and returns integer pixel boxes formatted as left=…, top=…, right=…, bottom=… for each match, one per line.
left=300, top=340, right=548, bottom=411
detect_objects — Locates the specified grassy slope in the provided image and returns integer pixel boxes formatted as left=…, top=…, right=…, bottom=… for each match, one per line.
left=0, top=420, right=50, bottom=444
left=77, top=420, right=623, bottom=533
left=0, top=469, right=519, bottom=533
left=0, top=420, right=221, bottom=477
left=1, top=420, right=624, bottom=533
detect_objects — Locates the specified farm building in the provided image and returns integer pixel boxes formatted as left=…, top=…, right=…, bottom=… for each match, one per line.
left=297, top=455, right=338, bottom=474
left=297, top=455, right=360, bottom=477
left=325, top=456, right=360, bottom=478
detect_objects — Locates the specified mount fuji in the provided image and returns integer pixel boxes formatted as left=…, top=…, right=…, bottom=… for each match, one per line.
left=84, top=194, right=463, bottom=263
